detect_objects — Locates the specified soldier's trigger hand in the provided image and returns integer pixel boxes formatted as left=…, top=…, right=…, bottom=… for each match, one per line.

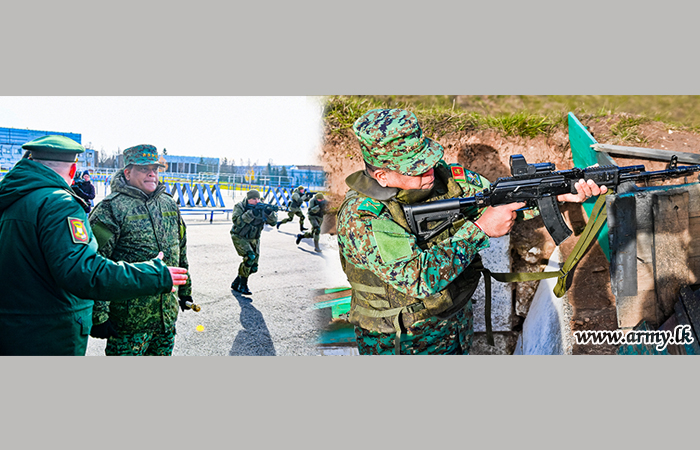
left=168, top=267, right=188, bottom=292
left=90, top=320, right=120, bottom=339
left=474, top=202, right=525, bottom=238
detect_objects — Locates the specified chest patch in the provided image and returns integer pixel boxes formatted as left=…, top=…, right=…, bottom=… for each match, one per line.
left=68, top=217, right=89, bottom=244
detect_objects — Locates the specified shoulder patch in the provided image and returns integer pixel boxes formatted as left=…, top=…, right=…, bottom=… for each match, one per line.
left=451, top=164, right=483, bottom=188
left=357, top=198, right=384, bottom=216
left=465, top=170, right=482, bottom=188
left=67, top=217, right=90, bottom=244
left=450, top=164, right=467, bottom=183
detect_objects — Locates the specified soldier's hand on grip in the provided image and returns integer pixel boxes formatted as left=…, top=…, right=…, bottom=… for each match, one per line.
left=473, top=202, right=525, bottom=238
left=557, top=179, right=608, bottom=203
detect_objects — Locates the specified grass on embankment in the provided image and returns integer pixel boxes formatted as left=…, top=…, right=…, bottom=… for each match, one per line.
left=324, top=95, right=700, bottom=143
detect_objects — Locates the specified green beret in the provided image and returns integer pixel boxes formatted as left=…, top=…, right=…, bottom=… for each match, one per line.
left=22, top=135, right=84, bottom=162
left=123, top=144, right=165, bottom=167
left=353, top=108, right=443, bottom=176
left=246, top=190, right=261, bottom=200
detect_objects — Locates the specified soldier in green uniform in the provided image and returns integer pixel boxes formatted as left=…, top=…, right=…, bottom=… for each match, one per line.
left=276, top=185, right=313, bottom=231
left=336, top=109, right=606, bottom=355
left=88, top=145, right=194, bottom=356
left=230, top=189, right=278, bottom=295
left=295, top=193, right=327, bottom=252
left=0, top=136, right=188, bottom=356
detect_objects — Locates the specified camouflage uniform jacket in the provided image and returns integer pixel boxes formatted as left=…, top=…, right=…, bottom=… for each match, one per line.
left=337, top=161, right=498, bottom=337
left=89, top=169, right=191, bottom=333
left=230, top=200, right=278, bottom=240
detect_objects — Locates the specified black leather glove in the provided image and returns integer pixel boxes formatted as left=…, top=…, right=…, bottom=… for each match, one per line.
left=179, top=295, right=193, bottom=312
left=90, top=320, right=120, bottom=339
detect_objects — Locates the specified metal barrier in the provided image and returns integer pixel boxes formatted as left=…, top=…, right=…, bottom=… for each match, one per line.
left=165, top=182, right=225, bottom=208
left=179, top=207, right=232, bottom=223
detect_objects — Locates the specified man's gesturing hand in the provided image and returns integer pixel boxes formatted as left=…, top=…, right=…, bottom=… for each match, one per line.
left=156, top=251, right=189, bottom=292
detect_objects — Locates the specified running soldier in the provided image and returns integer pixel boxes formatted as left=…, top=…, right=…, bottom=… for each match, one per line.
left=276, top=185, right=313, bottom=231
left=230, top=189, right=278, bottom=295
left=295, top=193, right=327, bottom=252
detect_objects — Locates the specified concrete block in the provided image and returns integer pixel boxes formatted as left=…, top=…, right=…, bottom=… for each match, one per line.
left=472, top=235, right=513, bottom=333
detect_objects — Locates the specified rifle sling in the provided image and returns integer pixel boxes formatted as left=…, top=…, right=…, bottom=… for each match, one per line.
left=478, top=192, right=611, bottom=343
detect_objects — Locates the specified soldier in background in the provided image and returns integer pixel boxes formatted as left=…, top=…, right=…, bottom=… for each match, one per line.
left=230, top=189, right=278, bottom=296
left=89, top=144, right=194, bottom=356
left=276, top=185, right=313, bottom=231
left=72, top=170, right=96, bottom=213
left=296, top=193, right=327, bottom=252
left=0, top=136, right=187, bottom=356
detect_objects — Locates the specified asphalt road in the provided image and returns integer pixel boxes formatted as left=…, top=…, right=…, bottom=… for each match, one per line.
left=86, top=190, right=349, bottom=356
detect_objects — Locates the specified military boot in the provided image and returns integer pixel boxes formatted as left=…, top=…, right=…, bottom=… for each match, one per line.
left=239, top=277, right=252, bottom=295
left=296, top=234, right=303, bottom=245
left=300, top=220, right=308, bottom=231
left=231, top=276, right=241, bottom=291
left=276, top=221, right=281, bottom=230
left=314, top=242, right=322, bottom=252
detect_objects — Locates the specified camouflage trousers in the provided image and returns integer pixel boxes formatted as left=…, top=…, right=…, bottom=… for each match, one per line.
left=354, top=301, right=473, bottom=355
left=300, top=215, right=323, bottom=244
left=231, top=235, right=260, bottom=277
left=278, top=209, right=306, bottom=229
left=105, top=326, right=176, bottom=356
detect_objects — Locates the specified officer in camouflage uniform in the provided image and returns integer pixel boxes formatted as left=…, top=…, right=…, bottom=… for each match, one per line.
left=0, top=136, right=187, bottom=356
left=89, top=145, right=193, bottom=356
left=295, top=193, right=327, bottom=252
left=276, top=185, right=313, bottom=231
left=337, top=109, right=605, bottom=355
left=230, top=189, right=278, bottom=295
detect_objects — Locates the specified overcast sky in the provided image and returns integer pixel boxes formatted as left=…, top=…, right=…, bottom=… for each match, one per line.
left=0, top=96, right=326, bottom=166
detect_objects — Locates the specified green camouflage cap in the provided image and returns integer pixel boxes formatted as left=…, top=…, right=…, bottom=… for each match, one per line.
left=22, top=135, right=84, bottom=162
left=353, top=109, right=443, bottom=176
left=123, top=144, right=165, bottom=167
left=246, top=189, right=261, bottom=200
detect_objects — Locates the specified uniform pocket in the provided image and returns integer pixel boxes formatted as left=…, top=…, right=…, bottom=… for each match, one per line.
left=74, top=309, right=93, bottom=336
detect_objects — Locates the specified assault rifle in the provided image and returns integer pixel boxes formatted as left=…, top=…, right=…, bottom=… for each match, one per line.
left=253, top=202, right=282, bottom=214
left=403, top=154, right=700, bottom=245
left=302, top=191, right=317, bottom=201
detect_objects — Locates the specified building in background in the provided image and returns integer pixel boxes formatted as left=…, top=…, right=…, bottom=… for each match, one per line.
left=1, top=127, right=325, bottom=188
left=0, top=126, right=96, bottom=170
